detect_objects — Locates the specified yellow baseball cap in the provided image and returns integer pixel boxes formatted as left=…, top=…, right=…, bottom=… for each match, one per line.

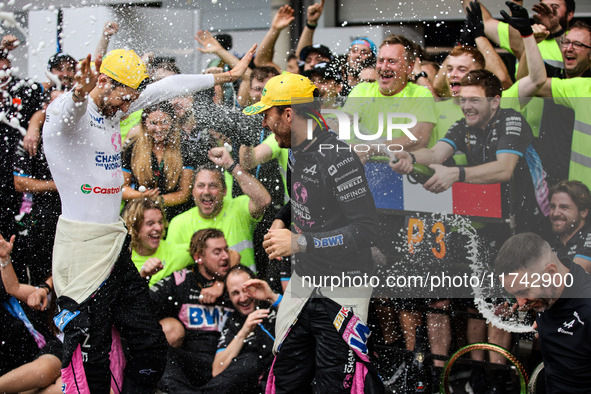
left=243, top=73, right=316, bottom=116
left=100, top=49, right=149, bottom=90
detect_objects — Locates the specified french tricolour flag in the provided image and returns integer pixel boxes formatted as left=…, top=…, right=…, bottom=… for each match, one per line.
left=365, top=163, right=503, bottom=219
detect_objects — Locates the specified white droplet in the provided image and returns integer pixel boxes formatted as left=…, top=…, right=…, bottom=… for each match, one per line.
left=138, top=186, right=146, bottom=193
left=224, top=142, right=232, bottom=152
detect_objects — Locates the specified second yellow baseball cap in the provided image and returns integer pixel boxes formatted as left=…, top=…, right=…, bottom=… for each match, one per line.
left=243, top=72, right=316, bottom=116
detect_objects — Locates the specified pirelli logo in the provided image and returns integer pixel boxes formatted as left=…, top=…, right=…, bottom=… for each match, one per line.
left=333, top=306, right=350, bottom=330
left=337, top=176, right=363, bottom=192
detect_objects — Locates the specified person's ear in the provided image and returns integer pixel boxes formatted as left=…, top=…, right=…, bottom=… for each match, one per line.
left=491, top=95, right=501, bottom=109
left=97, top=73, right=109, bottom=89
left=544, top=263, right=557, bottom=275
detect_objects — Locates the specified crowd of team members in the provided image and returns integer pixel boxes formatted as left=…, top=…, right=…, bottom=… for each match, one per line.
left=1, top=0, right=591, bottom=392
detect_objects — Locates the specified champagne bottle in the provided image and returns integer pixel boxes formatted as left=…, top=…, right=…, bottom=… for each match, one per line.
left=390, top=155, right=435, bottom=184
left=409, top=163, right=435, bottom=185
left=406, top=325, right=432, bottom=393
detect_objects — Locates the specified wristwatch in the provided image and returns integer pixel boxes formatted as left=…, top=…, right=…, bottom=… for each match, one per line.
left=297, top=235, right=307, bottom=252
left=414, top=71, right=428, bottom=83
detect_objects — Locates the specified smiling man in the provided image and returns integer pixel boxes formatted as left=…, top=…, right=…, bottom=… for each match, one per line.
left=202, top=265, right=279, bottom=393
left=150, top=228, right=235, bottom=392
left=166, top=159, right=270, bottom=270
left=243, top=72, right=382, bottom=393
left=390, top=69, right=549, bottom=234
left=42, top=46, right=255, bottom=393
left=547, top=180, right=591, bottom=273
left=342, top=34, right=436, bottom=162
left=495, top=232, right=591, bottom=393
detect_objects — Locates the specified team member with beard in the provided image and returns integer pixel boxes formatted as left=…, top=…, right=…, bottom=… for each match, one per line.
left=166, top=156, right=271, bottom=271
left=547, top=180, right=591, bottom=272
left=42, top=46, right=255, bottom=393
left=391, top=70, right=551, bottom=392
left=245, top=73, right=383, bottom=393
left=149, top=228, right=234, bottom=392
left=496, top=232, right=591, bottom=393
left=536, top=22, right=591, bottom=189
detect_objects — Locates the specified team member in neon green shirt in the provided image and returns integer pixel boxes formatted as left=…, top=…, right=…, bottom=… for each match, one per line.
left=240, top=133, right=289, bottom=205
left=537, top=76, right=591, bottom=188
left=123, top=199, right=193, bottom=286
left=342, top=35, right=436, bottom=162
left=167, top=149, right=271, bottom=270
left=536, top=22, right=591, bottom=188
left=466, top=0, right=575, bottom=77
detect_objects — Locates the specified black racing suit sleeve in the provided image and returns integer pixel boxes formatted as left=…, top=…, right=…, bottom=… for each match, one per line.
left=302, top=153, right=378, bottom=255
left=274, top=201, right=291, bottom=228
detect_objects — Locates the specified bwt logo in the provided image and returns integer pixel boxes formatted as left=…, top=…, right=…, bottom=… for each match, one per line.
left=307, top=109, right=418, bottom=141
left=90, top=114, right=104, bottom=125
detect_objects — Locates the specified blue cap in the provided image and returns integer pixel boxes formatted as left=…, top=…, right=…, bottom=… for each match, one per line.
left=350, top=37, right=377, bottom=57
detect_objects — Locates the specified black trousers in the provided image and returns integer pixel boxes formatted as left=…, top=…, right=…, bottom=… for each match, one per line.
left=58, top=240, right=167, bottom=394
left=272, top=298, right=356, bottom=394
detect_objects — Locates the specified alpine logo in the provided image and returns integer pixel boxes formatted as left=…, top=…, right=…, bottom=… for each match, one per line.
left=80, top=184, right=122, bottom=195
left=303, top=165, right=317, bottom=175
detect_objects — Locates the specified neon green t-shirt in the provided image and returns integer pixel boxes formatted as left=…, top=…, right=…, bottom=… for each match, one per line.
left=343, top=82, right=437, bottom=142
left=120, top=110, right=143, bottom=142
left=551, top=77, right=591, bottom=189
left=132, top=241, right=193, bottom=286
left=262, top=134, right=289, bottom=204
left=166, top=195, right=259, bottom=269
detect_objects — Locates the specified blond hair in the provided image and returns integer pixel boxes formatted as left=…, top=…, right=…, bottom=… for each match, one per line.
left=129, top=102, right=183, bottom=192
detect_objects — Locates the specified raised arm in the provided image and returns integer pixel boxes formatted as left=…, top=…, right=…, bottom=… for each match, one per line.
left=295, top=0, right=324, bottom=58
left=129, top=44, right=257, bottom=113
left=195, top=30, right=243, bottom=70
left=239, top=144, right=273, bottom=171
left=466, top=1, right=512, bottom=89
left=254, top=5, right=294, bottom=70
left=500, top=2, right=547, bottom=98
left=0, top=235, right=38, bottom=304
left=194, top=32, right=256, bottom=107
left=532, top=2, right=565, bottom=43
left=94, top=21, right=119, bottom=61
left=0, top=34, right=19, bottom=52
left=208, top=147, right=271, bottom=219
left=461, top=0, right=501, bottom=44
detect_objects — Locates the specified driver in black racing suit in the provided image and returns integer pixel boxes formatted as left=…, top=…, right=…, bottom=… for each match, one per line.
left=244, top=73, right=383, bottom=393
